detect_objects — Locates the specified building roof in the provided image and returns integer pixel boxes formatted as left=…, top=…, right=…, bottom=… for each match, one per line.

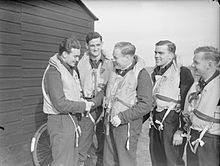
left=76, top=0, right=99, bottom=21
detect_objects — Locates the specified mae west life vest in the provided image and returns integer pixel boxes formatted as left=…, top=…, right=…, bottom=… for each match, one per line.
left=42, top=54, right=83, bottom=114
left=184, top=75, right=220, bottom=135
left=77, top=51, right=113, bottom=98
left=105, top=56, right=146, bottom=118
left=152, top=61, right=181, bottom=112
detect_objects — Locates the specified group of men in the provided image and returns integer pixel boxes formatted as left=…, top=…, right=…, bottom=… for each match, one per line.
left=42, top=31, right=220, bottom=166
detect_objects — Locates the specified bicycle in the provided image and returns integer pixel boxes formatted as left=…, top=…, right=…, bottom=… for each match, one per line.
left=31, top=123, right=52, bottom=166
left=30, top=116, right=99, bottom=166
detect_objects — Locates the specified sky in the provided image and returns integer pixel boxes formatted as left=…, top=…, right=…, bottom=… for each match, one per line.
left=82, top=0, right=219, bottom=67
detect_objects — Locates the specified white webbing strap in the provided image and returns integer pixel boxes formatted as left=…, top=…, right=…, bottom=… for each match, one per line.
left=87, top=112, right=96, bottom=125
left=155, top=107, right=173, bottom=130
left=68, top=113, right=81, bottom=147
left=112, top=97, right=132, bottom=151
left=182, top=123, right=214, bottom=154
left=149, top=111, right=157, bottom=129
left=190, top=123, right=213, bottom=153
left=126, top=123, right=130, bottom=151
left=181, top=130, right=192, bottom=152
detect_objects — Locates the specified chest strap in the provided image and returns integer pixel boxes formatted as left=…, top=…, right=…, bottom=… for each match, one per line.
left=111, top=97, right=132, bottom=151
left=193, top=109, right=220, bottom=123
left=155, top=102, right=177, bottom=130
left=182, top=122, right=214, bottom=154
left=155, top=94, right=181, bottom=104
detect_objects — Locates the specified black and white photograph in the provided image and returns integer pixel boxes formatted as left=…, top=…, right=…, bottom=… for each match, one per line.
left=0, top=0, right=219, bottom=165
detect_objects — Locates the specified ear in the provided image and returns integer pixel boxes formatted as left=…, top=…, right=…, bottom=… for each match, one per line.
left=62, top=51, right=68, bottom=59
left=169, top=52, right=175, bottom=60
left=85, top=43, right=88, bottom=49
left=207, top=60, right=213, bottom=68
left=126, top=54, right=133, bottom=61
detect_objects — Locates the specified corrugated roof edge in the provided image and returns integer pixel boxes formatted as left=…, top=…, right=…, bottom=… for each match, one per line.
left=74, top=0, right=99, bottom=21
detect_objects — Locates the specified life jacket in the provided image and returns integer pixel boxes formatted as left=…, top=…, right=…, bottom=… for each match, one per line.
left=152, top=60, right=181, bottom=112
left=184, top=75, right=220, bottom=135
left=42, top=54, right=83, bottom=114
left=149, top=61, right=181, bottom=130
left=105, top=56, right=146, bottom=118
left=77, top=51, right=113, bottom=98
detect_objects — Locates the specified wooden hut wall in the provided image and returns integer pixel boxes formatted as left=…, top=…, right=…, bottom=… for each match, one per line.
left=0, top=0, right=95, bottom=165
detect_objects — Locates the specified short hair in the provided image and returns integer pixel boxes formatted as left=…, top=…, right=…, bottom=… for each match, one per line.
left=194, top=46, right=220, bottom=64
left=155, top=40, right=176, bottom=54
left=114, top=42, right=136, bottom=56
left=59, top=37, right=81, bottom=55
left=85, top=32, right=102, bottom=44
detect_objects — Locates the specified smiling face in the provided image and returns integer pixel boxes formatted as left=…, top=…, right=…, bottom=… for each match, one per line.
left=154, top=45, right=173, bottom=67
left=191, top=52, right=209, bottom=79
left=113, top=48, right=131, bottom=70
left=62, top=48, right=80, bottom=67
left=87, top=37, right=103, bottom=58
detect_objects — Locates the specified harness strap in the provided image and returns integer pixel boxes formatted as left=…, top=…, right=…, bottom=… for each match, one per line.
left=92, top=69, right=98, bottom=96
left=181, top=130, right=195, bottom=153
left=193, top=109, right=220, bottom=123
left=182, top=122, right=214, bottom=154
left=155, top=93, right=181, bottom=104
left=155, top=106, right=174, bottom=130
left=154, top=92, right=180, bottom=130
left=87, top=66, right=104, bottom=128
left=68, top=113, right=81, bottom=147
left=95, top=100, right=106, bottom=126
left=114, top=97, right=132, bottom=151
left=149, top=111, right=157, bottom=129
left=87, top=113, right=96, bottom=125
left=126, top=123, right=130, bottom=150
left=191, top=123, right=213, bottom=153
left=181, top=129, right=199, bottom=154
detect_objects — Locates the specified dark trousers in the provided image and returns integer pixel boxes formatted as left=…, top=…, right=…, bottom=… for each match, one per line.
left=149, top=110, right=185, bottom=166
left=103, top=119, right=142, bottom=166
left=96, top=119, right=105, bottom=166
left=78, top=110, right=105, bottom=166
left=47, top=114, right=78, bottom=166
left=186, top=129, right=220, bottom=166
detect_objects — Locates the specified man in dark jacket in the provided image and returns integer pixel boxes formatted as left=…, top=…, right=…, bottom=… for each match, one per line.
left=103, top=42, right=153, bottom=166
left=42, top=37, right=94, bottom=166
left=149, top=40, right=194, bottom=166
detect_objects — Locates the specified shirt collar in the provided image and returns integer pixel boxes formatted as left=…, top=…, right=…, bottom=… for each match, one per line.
left=89, top=53, right=105, bottom=69
left=198, top=70, right=220, bottom=91
left=115, top=56, right=137, bottom=77
left=151, top=61, right=173, bottom=83
left=57, top=54, right=73, bottom=75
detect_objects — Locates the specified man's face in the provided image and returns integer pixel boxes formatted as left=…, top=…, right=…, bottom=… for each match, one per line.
left=87, top=37, right=103, bottom=58
left=63, top=48, right=80, bottom=67
left=191, top=52, right=208, bottom=78
left=113, top=48, right=130, bottom=70
left=154, top=45, right=173, bottom=67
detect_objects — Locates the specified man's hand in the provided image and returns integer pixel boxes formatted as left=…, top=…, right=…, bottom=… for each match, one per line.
left=173, top=130, right=183, bottom=146
left=111, top=115, right=121, bottom=127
